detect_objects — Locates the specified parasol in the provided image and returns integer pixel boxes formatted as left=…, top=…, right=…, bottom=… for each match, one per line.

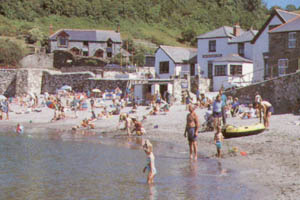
left=92, top=88, right=101, bottom=93
left=60, top=85, right=72, bottom=91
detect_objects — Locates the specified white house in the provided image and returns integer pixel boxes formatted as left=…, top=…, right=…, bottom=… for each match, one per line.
left=212, top=54, right=253, bottom=91
left=155, top=45, right=197, bottom=79
left=197, top=24, right=257, bottom=91
left=251, top=9, right=299, bottom=81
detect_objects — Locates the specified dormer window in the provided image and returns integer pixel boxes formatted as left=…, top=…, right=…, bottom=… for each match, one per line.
left=107, top=39, right=112, bottom=48
left=58, top=36, right=68, bottom=47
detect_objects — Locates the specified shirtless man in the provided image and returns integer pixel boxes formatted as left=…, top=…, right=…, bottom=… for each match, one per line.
left=184, top=104, right=200, bottom=160
left=257, top=100, right=273, bottom=129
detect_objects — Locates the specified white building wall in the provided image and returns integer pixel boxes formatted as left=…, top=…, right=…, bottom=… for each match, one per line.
left=197, top=37, right=233, bottom=78
left=134, top=85, right=143, bottom=102
left=252, top=16, right=283, bottom=82
left=213, top=62, right=253, bottom=91
left=155, top=48, right=176, bottom=79
left=244, top=42, right=253, bottom=59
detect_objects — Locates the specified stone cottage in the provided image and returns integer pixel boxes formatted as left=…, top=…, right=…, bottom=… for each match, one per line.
left=268, top=16, right=300, bottom=77
left=49, top=29, right=122, bottom=59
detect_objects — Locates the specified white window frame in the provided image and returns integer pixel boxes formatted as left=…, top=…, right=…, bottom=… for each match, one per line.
left=278, top=59, right=288, bottom=76
left=288, top=32, right=296, bottom=48
left=58, top=36, right=68, bottom=47
left=214, top=65, right=227, bottom=76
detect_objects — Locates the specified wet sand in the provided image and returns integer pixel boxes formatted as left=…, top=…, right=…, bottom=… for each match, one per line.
left=1, top=102, right=300, bottom=199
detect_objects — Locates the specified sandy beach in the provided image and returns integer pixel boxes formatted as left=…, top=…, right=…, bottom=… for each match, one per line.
left=1, top=100, right=299, bottom=200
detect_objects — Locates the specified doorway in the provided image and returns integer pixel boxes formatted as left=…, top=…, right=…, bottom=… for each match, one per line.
left=160, top=84, right=168, bottom=99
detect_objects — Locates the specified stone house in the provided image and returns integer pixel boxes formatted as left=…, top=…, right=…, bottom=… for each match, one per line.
left=49, top=29, right=122, bottom=59
left=251, top=9, right=299, bottom=81
left=268, top=16, right=300, bottom=77
left=197, top=25, right=257, bottom=91
left=155, top=45, right=198, bottom=79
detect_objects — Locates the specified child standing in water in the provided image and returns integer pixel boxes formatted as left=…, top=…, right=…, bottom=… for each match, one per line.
left=214, top=126, right=224, bottom=158
left=143, top=140, right=157, bottom=184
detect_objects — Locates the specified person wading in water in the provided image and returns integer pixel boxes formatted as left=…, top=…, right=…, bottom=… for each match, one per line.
left=184, top=104, right=200, bottom=160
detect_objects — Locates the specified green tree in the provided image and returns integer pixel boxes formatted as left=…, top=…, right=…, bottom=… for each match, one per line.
left=0, top=39, right=24, bottom=66
left=286, top=4, right=297, bottom=11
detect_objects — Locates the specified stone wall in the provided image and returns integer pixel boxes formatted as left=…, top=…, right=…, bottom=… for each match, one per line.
left=20, top=53, right=54, bottom=69
left=41, top=71, right=95, bottom=94
left=226, top=71, right=300, bottom=114
left=0, top=69, right=17, bottom=97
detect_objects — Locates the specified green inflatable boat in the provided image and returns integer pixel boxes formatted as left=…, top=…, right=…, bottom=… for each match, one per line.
left=222, top=123, right=266, bottom=139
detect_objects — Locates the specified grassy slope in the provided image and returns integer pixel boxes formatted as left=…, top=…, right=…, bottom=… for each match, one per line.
left=0, top=15, right=189, bottom=53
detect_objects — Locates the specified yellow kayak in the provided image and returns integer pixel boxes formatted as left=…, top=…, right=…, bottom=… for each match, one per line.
left=222, top=123, right=265, bottom=138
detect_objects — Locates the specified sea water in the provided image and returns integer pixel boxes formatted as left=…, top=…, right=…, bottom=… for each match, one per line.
left=0, top=130, right=253, bottom=200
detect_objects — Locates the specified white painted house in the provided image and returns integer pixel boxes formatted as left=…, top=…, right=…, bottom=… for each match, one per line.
left=212, top=54, right=253, bottom=91
left=155, top=45, right=197, bottom=79
left=197, top=24, right=257, bottom=91
left=251, top=9, right=300, bottom=81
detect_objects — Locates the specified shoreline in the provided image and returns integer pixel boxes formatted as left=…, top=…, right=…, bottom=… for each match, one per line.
left=1, top=103, right=299, bottom=199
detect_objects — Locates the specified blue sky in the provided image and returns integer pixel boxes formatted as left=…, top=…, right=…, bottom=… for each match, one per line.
left=263, top=0, right=300, bottom=9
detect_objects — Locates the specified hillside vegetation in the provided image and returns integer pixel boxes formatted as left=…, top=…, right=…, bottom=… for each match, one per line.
left=0, top=0, right=299, bottom=66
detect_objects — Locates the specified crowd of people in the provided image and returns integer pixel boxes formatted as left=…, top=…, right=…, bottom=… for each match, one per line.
left=181, top=88, right=274, bottom=160
left=1, top=85, right=276, bottom=184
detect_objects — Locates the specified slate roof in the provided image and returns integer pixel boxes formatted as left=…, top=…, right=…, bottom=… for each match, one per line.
left=229, top=29, right=258, bottom=43
left=251, top=9, right=300, bottom=44
left=276, top=9, right=300, bottom=22
left=269, top=16, right=300, bottom=33
left=49, top=29, right=122, bottom=42
left=158, top=45, right=197, bottom=64
left=213, top=54, right=253, bottom=63
left=197, top=26, right=245, bottom=39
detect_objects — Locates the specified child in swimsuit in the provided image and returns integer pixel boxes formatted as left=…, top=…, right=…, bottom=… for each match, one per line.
left=214, top=125, right=224, bottom=158
left=143, top=140, right=157, bottom=184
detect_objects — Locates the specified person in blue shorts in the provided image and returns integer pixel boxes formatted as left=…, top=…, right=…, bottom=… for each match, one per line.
left=214, top=125, right=224, bottom=158
left=184, top=104, right=200, bottom=160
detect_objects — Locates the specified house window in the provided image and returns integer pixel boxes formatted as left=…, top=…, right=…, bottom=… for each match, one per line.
left=83, top=41, right=88, bottom=46
left=190, top=64, right=195, bottom=76
left=238, top=43, right=244, bottom=57
left=230, top=65, right=242, bottom=76
left=209, top=40, right=216, bottom=52
left=159, top=61, right=169, bottom=74
left=288, top=32, right=296, bottom=48
left=214, top=65, right=226, bottom=76
left=278, top=59, right=288, bottom=76
left=107, top=52, right=112, bottom=58
left=58, top=37, right=68, bottom=47
left=264, top=58, right=269, bottom=79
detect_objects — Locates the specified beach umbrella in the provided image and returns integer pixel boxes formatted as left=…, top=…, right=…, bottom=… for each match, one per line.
left=0, top=95, right=7, bottom=100
left=46, top=101, right=56, bottom=109
left=92, top=88, right=101, bottom=93
left=60, top=85, right=72, bottom=91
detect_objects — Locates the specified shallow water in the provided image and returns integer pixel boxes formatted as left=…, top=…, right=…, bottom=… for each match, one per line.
left=0, top=129, right=253, bottom=200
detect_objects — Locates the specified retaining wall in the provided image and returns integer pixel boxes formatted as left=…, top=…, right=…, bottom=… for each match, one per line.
left=226, top=71, right=300, bottom=114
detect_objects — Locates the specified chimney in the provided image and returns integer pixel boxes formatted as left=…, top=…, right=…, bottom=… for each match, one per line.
left=49, top=24, right=53, bottom=36
left=233, top=23, right=241, bottom=37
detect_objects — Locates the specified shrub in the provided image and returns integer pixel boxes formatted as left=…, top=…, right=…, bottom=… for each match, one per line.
left=0, top=39, right=24, bottom=66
